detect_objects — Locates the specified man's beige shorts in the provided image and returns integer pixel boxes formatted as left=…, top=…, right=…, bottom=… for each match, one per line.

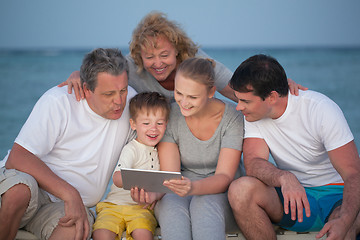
left=0, top=167, right=95, bottom=240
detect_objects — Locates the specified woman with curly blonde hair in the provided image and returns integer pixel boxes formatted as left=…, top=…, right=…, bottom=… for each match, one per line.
left=125, top=11, right=239, bottom=102
left=129, top=11, right=198, bottom=73
left=59, top=11, right=245, bottom=102
left=60, top=11, right=303, bottom=102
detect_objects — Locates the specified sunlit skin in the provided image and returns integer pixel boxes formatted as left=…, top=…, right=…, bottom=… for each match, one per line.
left=174, top=73, right=216, bottom=118
left=140, top=35, right=178, bottom=89
left=129, top=109, right=168, bottom=147
left=84, top=72, right=128, bottom=120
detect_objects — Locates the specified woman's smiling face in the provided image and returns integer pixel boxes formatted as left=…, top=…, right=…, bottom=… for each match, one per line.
left=174, top=72, right=214, bottom=117
left=140, top=35, right=178, bottom=82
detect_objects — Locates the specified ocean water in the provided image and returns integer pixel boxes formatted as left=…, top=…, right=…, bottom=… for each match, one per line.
left=0, top=47, right=360, bottom=159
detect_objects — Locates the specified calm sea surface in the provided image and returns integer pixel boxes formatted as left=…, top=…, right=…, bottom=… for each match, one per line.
left=1, top=47, right=360, bottom=159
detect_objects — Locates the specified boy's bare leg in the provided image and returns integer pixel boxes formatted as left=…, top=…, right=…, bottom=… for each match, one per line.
left=92, top=228, right=117, bottom=240
left=0, top=184, right=31, bottom=240
left=228, top=176, right=283, bottom=240
left=132, top=228, right=153, bottom=240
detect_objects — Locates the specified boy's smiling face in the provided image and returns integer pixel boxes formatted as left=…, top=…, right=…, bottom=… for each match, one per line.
left=130, top=108, right=168, bottom=147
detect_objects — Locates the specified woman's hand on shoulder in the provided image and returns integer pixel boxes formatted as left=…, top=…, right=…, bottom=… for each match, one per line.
left=57, top=70, right=84, bottom=101
left=287, top=78, right=308, bottom=96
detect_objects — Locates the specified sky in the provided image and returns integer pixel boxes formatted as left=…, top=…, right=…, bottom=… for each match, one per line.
left=0, top=0, right=360, bottom=50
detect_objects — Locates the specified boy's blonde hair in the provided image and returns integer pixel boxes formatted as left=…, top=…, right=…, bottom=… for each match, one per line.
left=129, top=92, right=170, bottom=121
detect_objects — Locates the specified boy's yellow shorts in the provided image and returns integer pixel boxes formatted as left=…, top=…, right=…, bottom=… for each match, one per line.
left=93, top=202, right=157, bottom=240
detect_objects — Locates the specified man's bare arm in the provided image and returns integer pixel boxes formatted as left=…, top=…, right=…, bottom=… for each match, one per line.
left=243, top=138, right=311, bottom=222
left=317, top=140, right=360, bottom=239
left=5, top=143, right=89, bottom=240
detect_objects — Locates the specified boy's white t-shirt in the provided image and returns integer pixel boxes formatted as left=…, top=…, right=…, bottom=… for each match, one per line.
left=245, top=90, right=354, bottom=187
left=104, top=139, right=160, bottom=206
left=3, top=86, right=136, bottom=207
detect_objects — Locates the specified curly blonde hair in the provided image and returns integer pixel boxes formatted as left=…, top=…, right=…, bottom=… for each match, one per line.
left=130, top=11, right=199, bottom=73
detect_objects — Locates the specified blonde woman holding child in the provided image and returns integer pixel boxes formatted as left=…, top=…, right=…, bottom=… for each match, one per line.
left=92, top=92, right=170, bottom=240
left=132, top=57, right=244, bottom=240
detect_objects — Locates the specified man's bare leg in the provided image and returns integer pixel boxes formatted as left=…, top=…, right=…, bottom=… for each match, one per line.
left=327, top=205, right=360, bottom=240
left=49, top=225, right=80, bottom=240
left=228, top=176, right=283, bottom=240
left=0, top=184, right=31, bottom=240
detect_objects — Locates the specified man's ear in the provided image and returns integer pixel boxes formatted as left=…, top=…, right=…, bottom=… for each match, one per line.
left=129, top=118, right=136, bottom=130
left=83, top=83, right=92, bottom=98
left=268, top=91, right=279, bottom=104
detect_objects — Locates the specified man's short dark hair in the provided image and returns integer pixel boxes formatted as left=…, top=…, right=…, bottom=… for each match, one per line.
left=229, top=54, right=289, bottom=100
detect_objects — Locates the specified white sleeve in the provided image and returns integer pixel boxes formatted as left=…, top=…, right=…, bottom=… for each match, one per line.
left=114, top=143, right=137, bottom=172
left=316, top=98, right=354, bottom=151
left=15, top=90, right=67, bottom=158
left=244, top=119, right=263, bottom=139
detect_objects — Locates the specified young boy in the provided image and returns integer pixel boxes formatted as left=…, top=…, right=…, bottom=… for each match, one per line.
left=92, top=92, right=170, bottom=240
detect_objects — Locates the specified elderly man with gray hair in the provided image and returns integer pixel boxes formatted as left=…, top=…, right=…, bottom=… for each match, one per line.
left=0, top=48, right=136, bottom=240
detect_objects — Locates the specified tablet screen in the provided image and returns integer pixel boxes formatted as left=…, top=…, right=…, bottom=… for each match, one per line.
left=121, top=168, right=181, bottom=193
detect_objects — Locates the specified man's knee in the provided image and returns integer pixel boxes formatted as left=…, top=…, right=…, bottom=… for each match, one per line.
left=228, top=176, right=260, bottom=204
left=327, top=205, right=341, bottom=221
left=25, top=202, right=94, bottom=240
left=50, top=224, right=86, bottom=240
left=1, top=184, right=31, bottom=213
left=0, top=169, right=40, bottom=228
left=0, top=184, right=31, bottom=238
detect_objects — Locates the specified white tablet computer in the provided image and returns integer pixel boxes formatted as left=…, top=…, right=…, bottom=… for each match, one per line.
left=120, top=168, right=182, bottom=193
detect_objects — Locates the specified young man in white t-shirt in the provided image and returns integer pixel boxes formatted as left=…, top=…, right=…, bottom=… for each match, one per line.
left=0, top=48, right=136, bottom=240
left=227, top=54, right=360, bottom=240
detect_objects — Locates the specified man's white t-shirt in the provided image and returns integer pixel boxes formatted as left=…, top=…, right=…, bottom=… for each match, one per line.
left=245, top=90, right=354, bottom=187
left=3, top=86, right=136, bottom=207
